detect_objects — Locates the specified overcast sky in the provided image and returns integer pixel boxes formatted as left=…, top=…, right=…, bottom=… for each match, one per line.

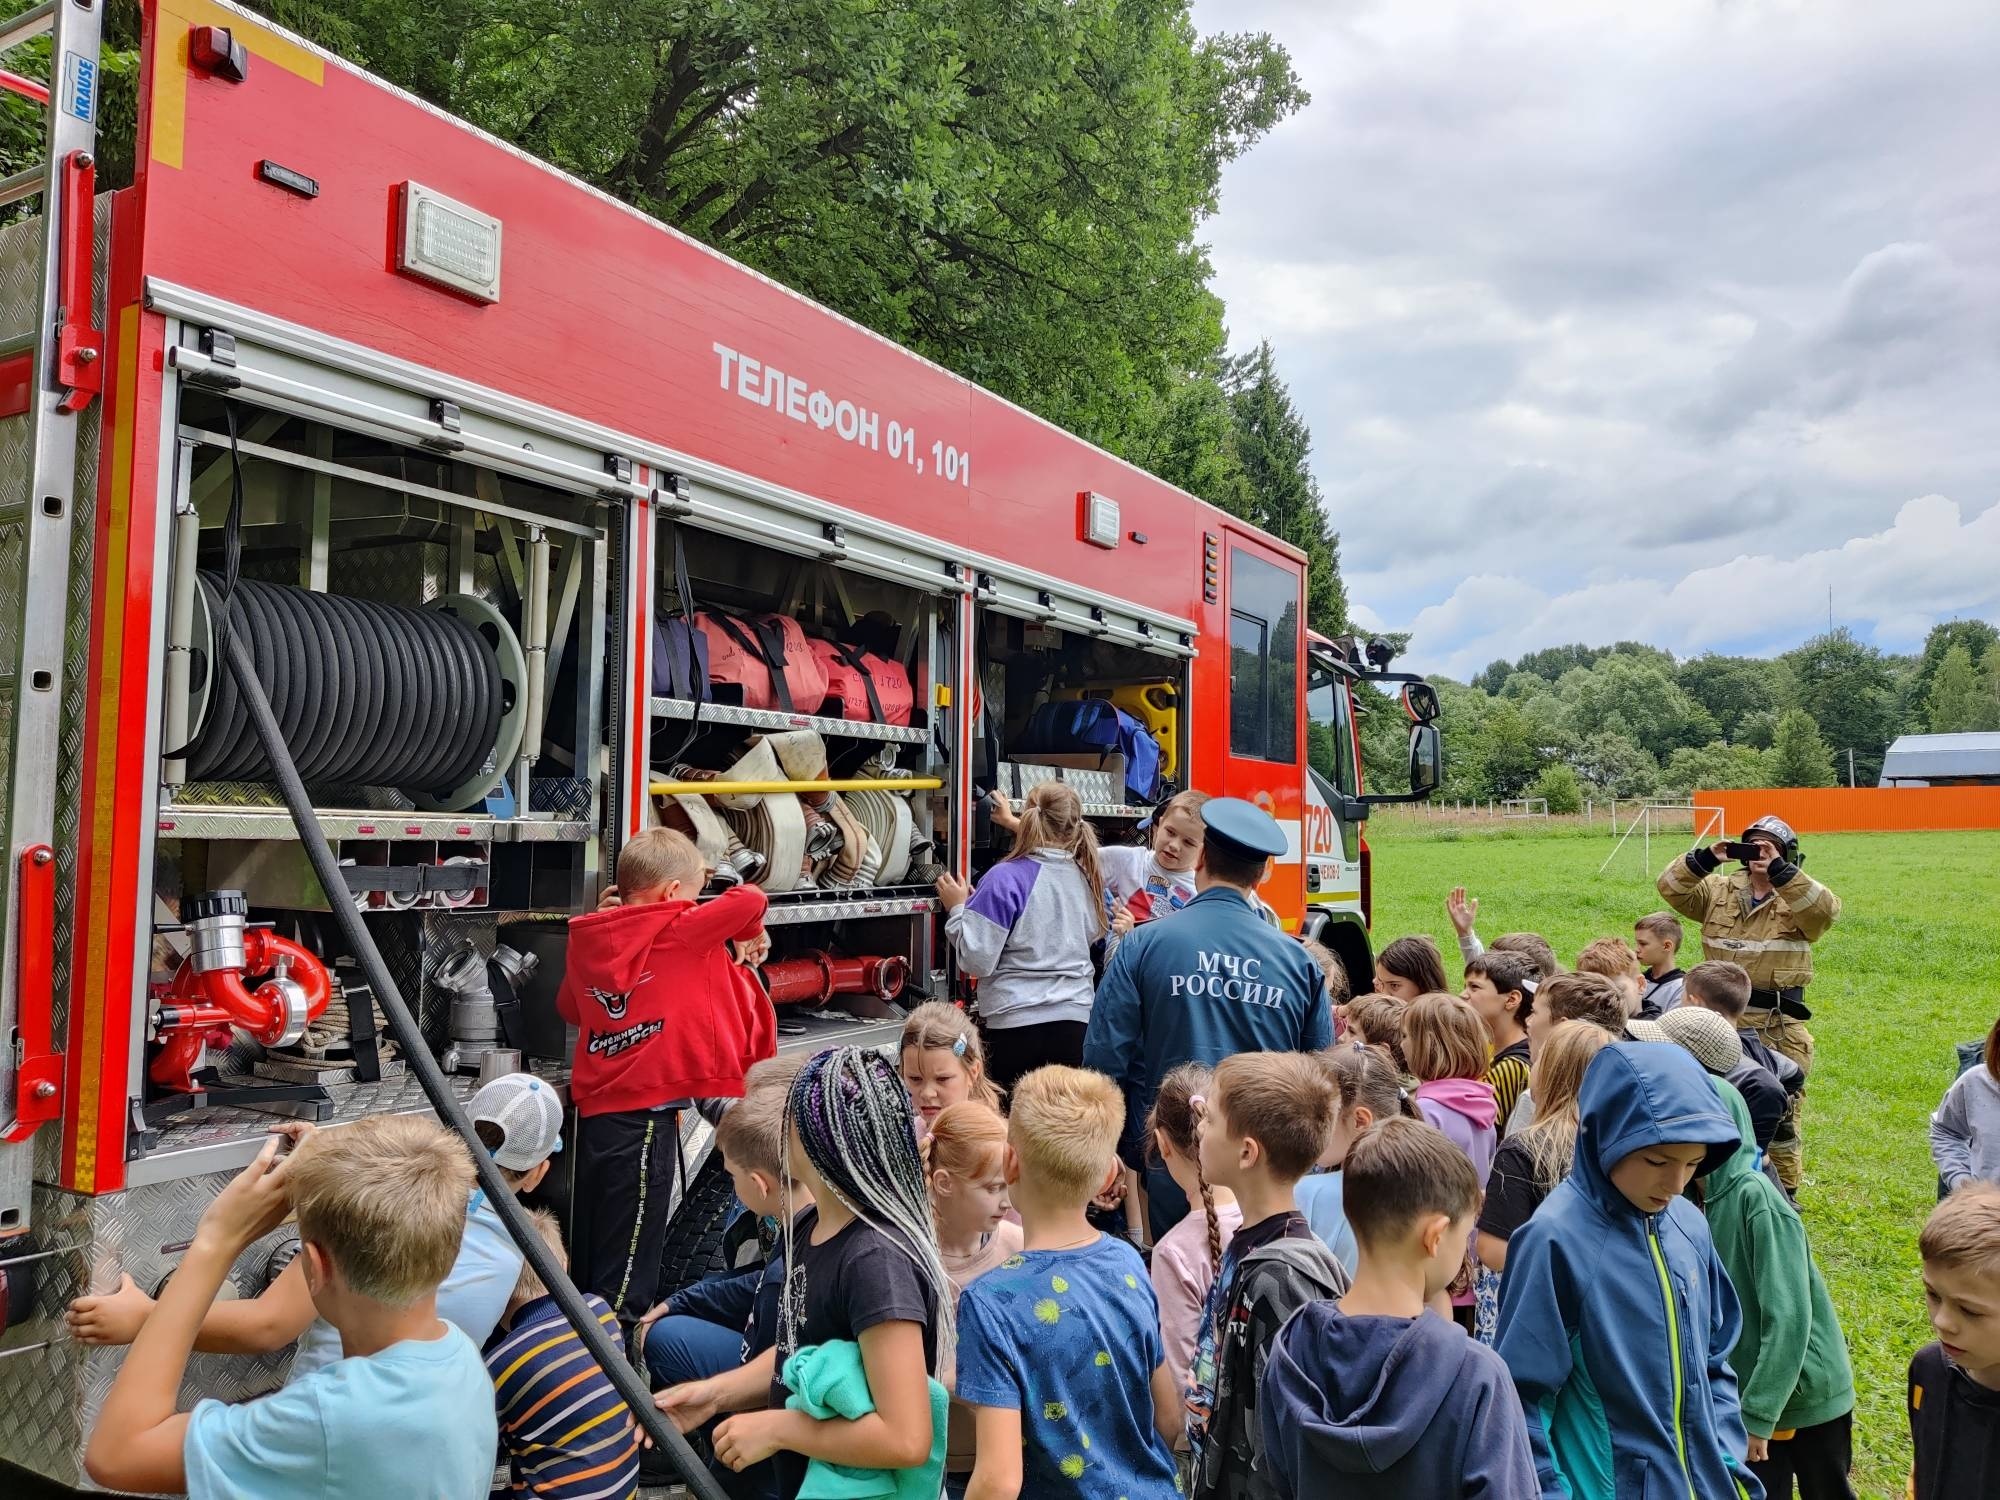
left=1187, top=0, right=2000, bottom=680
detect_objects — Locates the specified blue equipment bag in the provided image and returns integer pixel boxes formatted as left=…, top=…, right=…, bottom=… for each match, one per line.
left=1017, top=700, right=1162, bottom=804
left=651, top=614, right=710, bottom=702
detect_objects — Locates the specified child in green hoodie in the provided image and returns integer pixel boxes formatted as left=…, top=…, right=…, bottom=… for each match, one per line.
left=1701, top=1082, right=1856, bottom=1499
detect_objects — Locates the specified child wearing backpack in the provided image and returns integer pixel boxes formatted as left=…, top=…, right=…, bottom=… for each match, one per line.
left=1187, top=1053, right=1351, bottom=1500
left=937, top=782, right=1105, bottom=1091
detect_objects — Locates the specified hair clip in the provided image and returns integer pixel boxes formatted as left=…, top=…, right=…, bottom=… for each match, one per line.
left=951, top=1034, right=969, bottom=1058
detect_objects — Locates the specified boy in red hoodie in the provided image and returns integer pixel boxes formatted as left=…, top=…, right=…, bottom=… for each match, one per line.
left=560, top=827, right=775, bottom=1325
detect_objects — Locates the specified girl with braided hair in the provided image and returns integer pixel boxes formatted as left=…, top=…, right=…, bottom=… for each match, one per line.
left=1146, top=1063, right=1242, bottom=1399
left=665, top=1047, right=949, bottom=1497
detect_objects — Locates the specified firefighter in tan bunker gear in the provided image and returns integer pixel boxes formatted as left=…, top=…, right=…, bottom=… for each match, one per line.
left=1657, top=814, right=1840, bottom=1191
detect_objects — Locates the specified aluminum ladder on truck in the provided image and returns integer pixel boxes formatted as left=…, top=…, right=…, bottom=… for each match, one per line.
left=0, top=0, right=104, bottom=1236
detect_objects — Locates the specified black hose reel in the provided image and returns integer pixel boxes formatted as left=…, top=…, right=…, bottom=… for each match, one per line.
left=183, top=573, right=528, bottom=812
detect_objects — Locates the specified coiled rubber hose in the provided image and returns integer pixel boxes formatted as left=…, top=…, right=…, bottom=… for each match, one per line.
left=190, top=572, right=503, bottom=795
left=217, top=619, right=728, bottom=1500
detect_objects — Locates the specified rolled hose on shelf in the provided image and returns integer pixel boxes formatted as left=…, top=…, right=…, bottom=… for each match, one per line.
left=186, top=572, right=527, bottom=811
left=216, top=620, right=728, bottom=1500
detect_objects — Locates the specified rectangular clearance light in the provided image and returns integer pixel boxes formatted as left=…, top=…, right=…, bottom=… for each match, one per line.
left=1080, top=490, right=1121, bottom=549
left=396, top=182, right=502, bottom=303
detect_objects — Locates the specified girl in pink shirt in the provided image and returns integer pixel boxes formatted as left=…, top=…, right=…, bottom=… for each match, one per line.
left=1145, top=1063, right=1242, bottom=1398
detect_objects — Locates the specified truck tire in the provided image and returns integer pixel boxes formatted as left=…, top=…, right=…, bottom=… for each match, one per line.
left=1318, top=912, right=1375, bottom=1000
left=655, top=1154, right=743, bottom=1299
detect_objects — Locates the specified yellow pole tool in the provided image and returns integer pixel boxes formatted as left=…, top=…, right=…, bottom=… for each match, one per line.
left=648, top=777, right=945, bottom=797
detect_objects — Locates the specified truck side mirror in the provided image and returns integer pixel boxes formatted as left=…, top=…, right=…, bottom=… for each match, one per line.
left=1402, top=682, right=1441, bottom=725
left=1408, top=722, right=1442, bottom=795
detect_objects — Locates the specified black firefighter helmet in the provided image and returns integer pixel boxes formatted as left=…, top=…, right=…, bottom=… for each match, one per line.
left=1740, top=814, right=1802, bottom=867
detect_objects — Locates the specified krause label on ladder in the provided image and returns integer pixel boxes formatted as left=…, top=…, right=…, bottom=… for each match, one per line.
left=63, top=53, right=98, bottom=124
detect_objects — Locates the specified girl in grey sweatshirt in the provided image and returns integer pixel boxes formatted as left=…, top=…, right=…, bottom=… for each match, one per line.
left=937, top=783, right=1105, bottom=1091
left=1930, top=1016, right=2000, bottom=1193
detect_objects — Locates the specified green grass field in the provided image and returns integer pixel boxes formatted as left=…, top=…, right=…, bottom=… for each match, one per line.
left=1365, top=822, right=2000, bottom=1496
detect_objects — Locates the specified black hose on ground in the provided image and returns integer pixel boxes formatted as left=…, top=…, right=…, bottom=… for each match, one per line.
left=218, top=619, right=729, bottom=1500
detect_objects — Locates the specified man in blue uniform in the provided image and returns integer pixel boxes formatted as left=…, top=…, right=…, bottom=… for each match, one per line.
left=1084, top=797, right=1332, bottom=1240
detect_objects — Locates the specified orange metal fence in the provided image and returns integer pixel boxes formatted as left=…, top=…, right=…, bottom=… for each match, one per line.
left=1699, top=787, right=2000, bottom=834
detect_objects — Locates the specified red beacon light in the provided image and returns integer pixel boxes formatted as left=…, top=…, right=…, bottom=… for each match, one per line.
left=189, top=26, right=250, bottom=84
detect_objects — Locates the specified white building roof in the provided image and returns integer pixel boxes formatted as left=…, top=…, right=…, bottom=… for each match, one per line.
left=1878, top=732, right=2000, bottom=783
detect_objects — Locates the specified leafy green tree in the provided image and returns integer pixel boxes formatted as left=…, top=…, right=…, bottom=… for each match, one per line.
left=1781, top=628, right=1899, bottom=784
left=232, top=0, right=1305, bottom=457
left=1513, top=644, right=1608, bottom=684
left=1925, top=642, right=2000, bottom=733
left=1676, top=653, right=1792, bottom=741
left=1911, top=620, right=2000, bottom=716
left=1657, top=741, right=1773, bottom=797
left=1735, top=709, right=1780, bottom=750
left=1497, top=671, right=1555, bottom=702
left=1571, top=731, right=1659, bottom=799
left=1530, top=763, right=1583, bottom=814
left=1557, top=655, right=1717, bottom=763
left=1223, top=342, right=1347, bottom=635
left=1479, top=699, right=1548, bottom=801
left=1767, top=708, right=1838, bottom=788
left=1127, top=373, right=1254, bottom=517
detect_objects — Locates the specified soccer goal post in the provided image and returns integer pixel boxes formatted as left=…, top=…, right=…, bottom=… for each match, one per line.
left=1598, top=802, right=1726, bottom=876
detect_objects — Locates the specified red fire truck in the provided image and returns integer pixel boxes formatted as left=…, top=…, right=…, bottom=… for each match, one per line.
left=0, top=1, right=1439, bottom=1486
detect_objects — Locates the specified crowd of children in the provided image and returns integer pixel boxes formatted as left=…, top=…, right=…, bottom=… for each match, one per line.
left=63, top=809, right=2000, bottom=1500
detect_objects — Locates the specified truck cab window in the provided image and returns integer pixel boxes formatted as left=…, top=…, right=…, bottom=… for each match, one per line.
left=1228, top=549, right=1300, bottom=764
left=1307, top=659, right=1358, bottom=797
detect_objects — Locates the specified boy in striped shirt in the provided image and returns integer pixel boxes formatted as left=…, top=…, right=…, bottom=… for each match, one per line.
left=486, top=1209, right=640, bottom=1500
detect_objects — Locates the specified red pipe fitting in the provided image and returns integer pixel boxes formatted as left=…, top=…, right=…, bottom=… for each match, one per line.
left=762, top=951, right=909, bottom=1007
left=166, top=929, right=332, bottom=1044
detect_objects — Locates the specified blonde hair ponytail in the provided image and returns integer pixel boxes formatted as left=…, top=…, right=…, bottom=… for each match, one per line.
left=1010, top=782, right=1105, bottom=934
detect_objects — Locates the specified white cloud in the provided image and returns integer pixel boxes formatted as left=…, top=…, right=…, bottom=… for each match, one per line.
left=1396, top=494, right=2000, bottom=680
left=1190, top=0, right=2000, bottom=669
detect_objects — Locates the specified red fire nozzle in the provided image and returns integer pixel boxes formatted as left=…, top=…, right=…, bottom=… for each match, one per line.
left=762, top=951, right=909, bottom=1007
left=164, top=928, right=332, bottom=1045
left=151, top=929, right=333, bottom=1092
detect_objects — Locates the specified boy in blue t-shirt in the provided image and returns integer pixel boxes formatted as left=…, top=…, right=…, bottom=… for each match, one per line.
left=84, top=1116, right=498, bottom=1500
left=955, top=1065, right=1181, bottom=1499
left=67, top=1071, right=563, bottom=1374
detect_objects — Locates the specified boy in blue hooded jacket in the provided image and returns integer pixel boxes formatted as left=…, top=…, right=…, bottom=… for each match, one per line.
left=1495, top=1042, right=1764, bottom=1500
